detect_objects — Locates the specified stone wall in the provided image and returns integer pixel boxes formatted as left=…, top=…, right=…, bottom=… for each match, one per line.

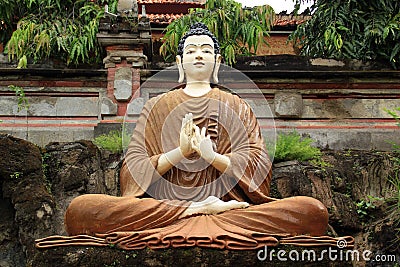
left=140, top=57, right=400, bottom=151
left=0, top=55, right=399, bottom=150
left=0, top=69, right=110, bottom=147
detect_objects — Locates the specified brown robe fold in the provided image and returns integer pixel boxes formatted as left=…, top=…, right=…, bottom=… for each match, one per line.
left=121, top=88, right=273, bottom=203
left=38, top=88, right=340, bottom=250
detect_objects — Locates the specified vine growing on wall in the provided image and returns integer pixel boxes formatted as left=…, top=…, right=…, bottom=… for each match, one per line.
left=1, top=0, right=118, bottom=67
left=289, top=0, right=400, bottom=68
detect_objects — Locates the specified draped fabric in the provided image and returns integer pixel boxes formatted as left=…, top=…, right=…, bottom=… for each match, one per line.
left=40, top=195, right=346, bottom=250
left=122, top=88, right=273, bottom=203
left=36, top=88, right=342, bottom=250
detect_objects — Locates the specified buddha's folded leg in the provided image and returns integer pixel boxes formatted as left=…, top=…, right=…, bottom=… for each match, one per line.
left=216, top=196, right=328, bottom=236
left=64, top=194, right=188, bottom=235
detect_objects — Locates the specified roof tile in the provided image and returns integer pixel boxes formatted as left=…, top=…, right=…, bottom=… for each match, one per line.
left=142, top=13, right=310, bottom=27
left=141, top=13, right=184, bottom=24
left=138, top=0, right=205, bottom=4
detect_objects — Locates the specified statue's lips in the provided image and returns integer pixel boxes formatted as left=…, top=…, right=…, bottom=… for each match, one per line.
left=194, top=62, right=205, bottom=66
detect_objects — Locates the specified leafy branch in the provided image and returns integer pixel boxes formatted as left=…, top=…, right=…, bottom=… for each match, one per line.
left=289, top=0, right=400, bottom=69
left=3, top=0, right=119, bottom=67
left=159, top=0, right=275, bottom=65
left=268, top=130, right=322, bottom=163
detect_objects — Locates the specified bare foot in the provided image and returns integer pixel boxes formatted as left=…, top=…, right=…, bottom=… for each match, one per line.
left=179, top=196, right=249, bottom=219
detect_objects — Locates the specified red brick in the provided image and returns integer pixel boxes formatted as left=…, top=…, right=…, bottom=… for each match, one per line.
left=106, top=45, right=133, bottom=51
left=55, top=81, right=84, bottom=87
left=117, top=103, right=128, bottom=116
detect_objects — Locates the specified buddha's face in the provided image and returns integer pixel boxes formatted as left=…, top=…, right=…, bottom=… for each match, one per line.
left=181, top=35, right=216, bottom=82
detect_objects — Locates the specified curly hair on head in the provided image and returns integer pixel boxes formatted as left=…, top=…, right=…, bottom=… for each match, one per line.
left=177, top=22, right=220, bottom=57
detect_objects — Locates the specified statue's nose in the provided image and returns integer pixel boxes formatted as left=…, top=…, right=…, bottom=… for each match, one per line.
left=195, top=54, right=203, bottom=60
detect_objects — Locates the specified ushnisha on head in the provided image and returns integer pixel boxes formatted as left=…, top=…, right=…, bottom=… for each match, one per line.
left=176, top=22, right=222, bottom=84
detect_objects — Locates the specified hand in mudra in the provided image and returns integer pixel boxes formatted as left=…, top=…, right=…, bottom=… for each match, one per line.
left=176, top=113, right=250, bottom=218
left=179, top=113, right=216, bottom=162
left=191, top=125, right=216, bottom=163
left=179, top=113, right=196, bottom=157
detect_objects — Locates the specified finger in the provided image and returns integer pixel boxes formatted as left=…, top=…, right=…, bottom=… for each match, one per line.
left=201, top=127, right=207, bottom=138
left=194, top=125, right=201, bottom=140
left=185, top=123, right=190, bottom=137
left=184, top=114, right=191, bottom=136
left=191, top=137, right=201, bottom=153
left=206, top=134, right=211, bottom=139
left=181, top=116, right=186, bottom=130
left=188, top=113, right=193, bottom=131
left=191, top=137, right=198, bottom=150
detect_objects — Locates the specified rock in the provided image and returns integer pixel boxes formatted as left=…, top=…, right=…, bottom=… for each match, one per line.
left=0, top=197, right=25, bottom=266
left=42, top=140, right=120, bottom=235
left=0, top=136, right=122, bottom=266
left=271, top=150, right=398, bottom=234
left=0, top=134, right=54, bottom=261
left=31, top=245, right=344, bottom=267
left=0, top=134, right=42, bottom=179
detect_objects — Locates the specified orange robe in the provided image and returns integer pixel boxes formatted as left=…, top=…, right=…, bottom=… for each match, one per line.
left=64, top=88, right=329, bottom=250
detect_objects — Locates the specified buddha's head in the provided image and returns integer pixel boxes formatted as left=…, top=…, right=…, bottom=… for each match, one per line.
left=176, top=22, right=222, bottom=84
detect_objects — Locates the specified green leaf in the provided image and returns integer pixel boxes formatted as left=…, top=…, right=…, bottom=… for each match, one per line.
left=17, top=55, right=27, bottom=68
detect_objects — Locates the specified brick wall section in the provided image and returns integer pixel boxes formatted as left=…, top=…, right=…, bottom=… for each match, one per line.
left=256, top=35, right=297, bottom=56
left=139, top=63, right=400, bottom=150
left=0, top=56, right=399, bottom=150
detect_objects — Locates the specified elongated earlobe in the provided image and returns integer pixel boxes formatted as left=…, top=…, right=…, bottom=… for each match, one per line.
left=212, top=54, right=222, bottom=84
left=176, top=55, right=185, bottom=83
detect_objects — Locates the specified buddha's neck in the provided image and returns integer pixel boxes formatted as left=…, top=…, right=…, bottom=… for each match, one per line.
left=183, top=82, right=212, bottom=97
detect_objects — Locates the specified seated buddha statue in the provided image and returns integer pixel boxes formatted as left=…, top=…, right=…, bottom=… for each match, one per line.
left=63, top=23, right=329, bottom=249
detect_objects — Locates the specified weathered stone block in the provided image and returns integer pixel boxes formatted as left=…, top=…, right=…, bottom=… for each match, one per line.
left=301, top=98, right=400, bottom=119
left=104, top=62, right=116, bottom=68
left=55, top=97, right=99, bottom=116
left=274, top=92, right=303, bottom=118
left=243, top=98, right=274, bottom=119
left=309, top=58, right=345, bottom=67
left=0, top=96, right=98, bottom=117
left=114, top=67, right=133, bottom=101
left=101, top=97, right=118, bottom=115
left=127, top=97, right=144, bottom=115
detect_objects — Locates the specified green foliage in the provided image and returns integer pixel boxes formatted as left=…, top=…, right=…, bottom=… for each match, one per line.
left=387, top=169, right=400, bottom=218
left=289, top=0, right=400, bottom=68
left=159, top=0, right=275, bottom=65
left=2, top=0, right=118, bottom=66
left=385, top=107, right=400, bottom=244
left=355, top=195, right=383, bottom=221
left=380, top=106, right=400, bottom=247
left=93, top=129, right=131, bottom=153
left=270, top=130, right=322, bottom=163
left=386, top=107, right=400, bottom=128
left=8, top=85, right=29, bottom=112
left=385, top=107, right=400, bottom=151
left=10, top=171, right=22, bottom=179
